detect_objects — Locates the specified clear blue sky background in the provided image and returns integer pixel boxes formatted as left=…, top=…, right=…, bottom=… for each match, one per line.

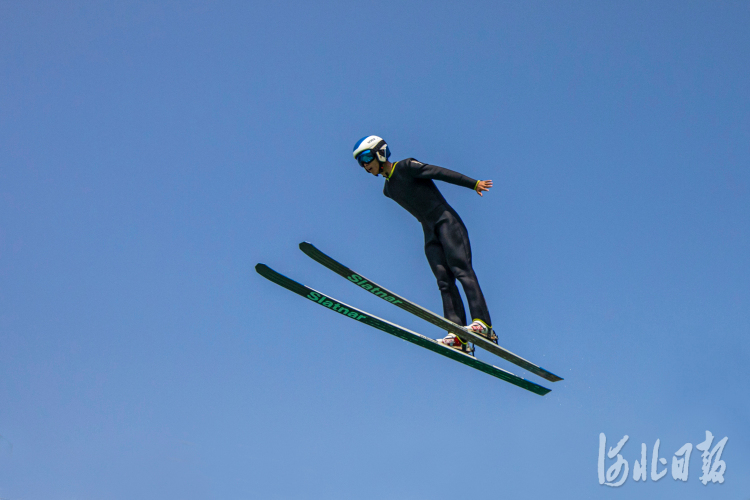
left=1, top=1, right=748, bottom=498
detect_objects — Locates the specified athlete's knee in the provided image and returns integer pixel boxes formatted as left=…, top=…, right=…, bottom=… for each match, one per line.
left=436, top=278, right=456, bottom=292
left=436, top=271, right=460, bottom=293
left=449, top=263, right=475, bottom=281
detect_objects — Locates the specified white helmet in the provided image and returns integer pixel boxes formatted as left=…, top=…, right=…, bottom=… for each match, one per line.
left=352, top=135, right=391, bottom=167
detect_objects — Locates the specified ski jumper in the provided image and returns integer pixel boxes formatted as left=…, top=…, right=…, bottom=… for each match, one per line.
left=383, top=158, right=492, bottom=328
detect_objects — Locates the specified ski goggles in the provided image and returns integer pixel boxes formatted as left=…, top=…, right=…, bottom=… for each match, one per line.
left=356, top=150, right=377, bottom=168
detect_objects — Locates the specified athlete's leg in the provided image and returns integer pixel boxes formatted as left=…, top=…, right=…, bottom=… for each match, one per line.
left=424, top=226, right=467, bottom=326
left=435, top=211, right=492, bottom=327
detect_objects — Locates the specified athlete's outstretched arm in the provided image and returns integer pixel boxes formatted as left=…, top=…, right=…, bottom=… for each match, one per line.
left=407, top=161, right=492, bottom=197
left=408, top=161, right=477, bottom=188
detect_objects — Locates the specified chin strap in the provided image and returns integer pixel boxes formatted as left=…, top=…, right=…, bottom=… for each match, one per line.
left=370, top=140, right=387, bottom=174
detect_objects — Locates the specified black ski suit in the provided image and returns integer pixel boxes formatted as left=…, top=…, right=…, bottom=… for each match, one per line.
left=383, top=158, right=492, bottom=328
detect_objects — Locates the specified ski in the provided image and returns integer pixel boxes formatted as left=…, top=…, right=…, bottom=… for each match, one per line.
left=255, top=263, right=551, bottom=396
left=299, top=242, right=563, bottom=383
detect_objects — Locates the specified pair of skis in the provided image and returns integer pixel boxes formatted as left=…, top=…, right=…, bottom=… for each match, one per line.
left=256, top=242, right=562, bottom=396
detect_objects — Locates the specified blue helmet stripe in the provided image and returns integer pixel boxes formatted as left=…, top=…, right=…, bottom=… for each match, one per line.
left=352, top=136, right=369, bottom=153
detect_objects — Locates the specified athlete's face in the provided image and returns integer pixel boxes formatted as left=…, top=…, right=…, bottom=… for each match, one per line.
left=363, top=159, right=380, bottom=176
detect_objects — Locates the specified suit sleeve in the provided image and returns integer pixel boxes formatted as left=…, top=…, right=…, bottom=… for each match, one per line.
left=404, top=160, right=478, bottom=190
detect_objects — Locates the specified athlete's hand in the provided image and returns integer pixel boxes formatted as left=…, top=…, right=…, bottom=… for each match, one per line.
left=476, top=180, right=493, bottom=196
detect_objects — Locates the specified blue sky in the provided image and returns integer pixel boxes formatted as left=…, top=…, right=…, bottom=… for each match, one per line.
left=1, top=1, right=748, bottom=498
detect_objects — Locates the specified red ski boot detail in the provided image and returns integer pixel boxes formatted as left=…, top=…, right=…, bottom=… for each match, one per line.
left=437, top=333, right=475, bottom=356
left=467, top=319, right=497, bottom=343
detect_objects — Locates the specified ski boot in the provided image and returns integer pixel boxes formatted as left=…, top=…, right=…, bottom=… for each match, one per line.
left=467, top=319, right=498, bottom=344
left=436, top=333, right=475, bottom=356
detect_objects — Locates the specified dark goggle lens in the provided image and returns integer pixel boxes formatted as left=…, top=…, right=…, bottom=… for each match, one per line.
left=357, top=151, right=375, bottom=167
